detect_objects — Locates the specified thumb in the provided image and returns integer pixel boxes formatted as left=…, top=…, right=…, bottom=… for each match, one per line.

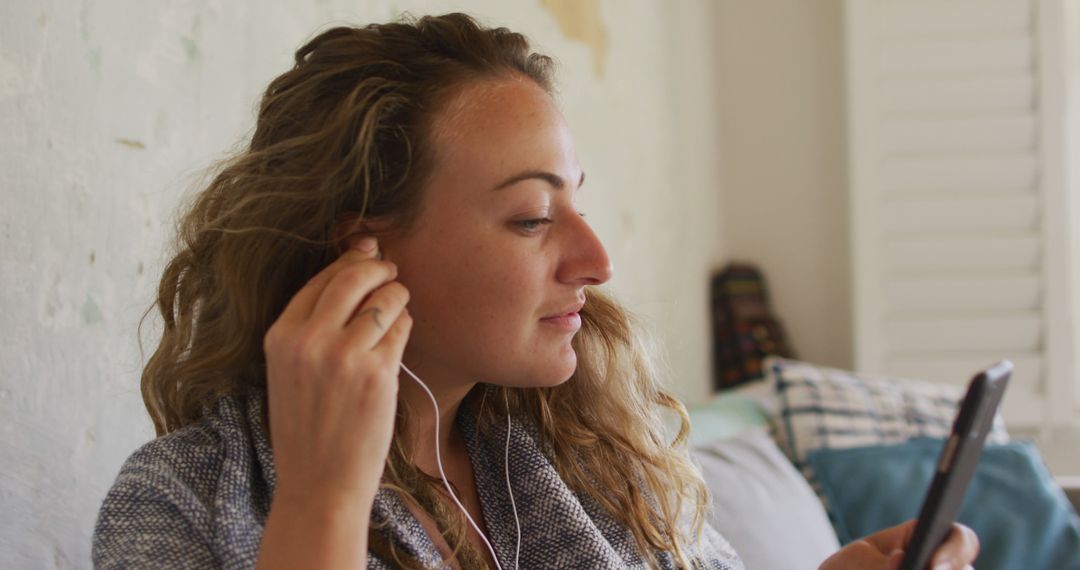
left=820, top=541, right=891, bottom=570
left=345, top=236, right=380, bottom=258
left=886, top=549, right=904, bottom=570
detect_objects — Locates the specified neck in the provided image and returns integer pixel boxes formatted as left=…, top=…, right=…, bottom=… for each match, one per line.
left=397, top=363, right=477, bottom=476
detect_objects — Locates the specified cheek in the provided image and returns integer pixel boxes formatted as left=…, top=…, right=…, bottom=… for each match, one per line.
left=406, top=245, right=537, bottom=330
left=453, top=252, right=537, bottom=321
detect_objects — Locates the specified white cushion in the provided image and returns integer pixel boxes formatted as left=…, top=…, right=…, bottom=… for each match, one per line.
left=692, top=426, right=840, bottom=570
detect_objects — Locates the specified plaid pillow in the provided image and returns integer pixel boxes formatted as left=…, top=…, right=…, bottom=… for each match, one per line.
left=765, top=357, right=1010, bottom=507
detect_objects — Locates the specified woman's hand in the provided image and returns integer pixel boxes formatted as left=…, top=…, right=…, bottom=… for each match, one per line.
left=262, top=236, right=412, bottom=507
left=257, top=237, right=409, bottom=569
left=819, top=520, right=979, bottom=570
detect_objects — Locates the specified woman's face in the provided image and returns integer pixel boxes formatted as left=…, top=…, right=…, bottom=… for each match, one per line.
left=384, top=77, right=612, bottom=389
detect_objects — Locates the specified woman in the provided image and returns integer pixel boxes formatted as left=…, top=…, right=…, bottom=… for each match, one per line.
left=92, top=13, right=978, bottom=569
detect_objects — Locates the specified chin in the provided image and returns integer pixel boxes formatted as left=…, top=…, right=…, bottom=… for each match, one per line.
left=516, top=350, right=577, bottom=388
left=545, top=349, right=578, bottom=386
left=550, top=367, right=577, bottom=387
left=489, top=340, right=578, bottom=388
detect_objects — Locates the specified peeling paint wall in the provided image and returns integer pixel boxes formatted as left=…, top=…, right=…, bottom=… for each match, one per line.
left=0, top=0, right=723, bottom=566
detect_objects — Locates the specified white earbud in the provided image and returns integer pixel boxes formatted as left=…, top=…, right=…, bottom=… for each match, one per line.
left=399, top=363, right=521, bottom=570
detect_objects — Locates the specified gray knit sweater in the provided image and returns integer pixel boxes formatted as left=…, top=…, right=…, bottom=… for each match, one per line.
left=92, top=386, right=743, bottom=569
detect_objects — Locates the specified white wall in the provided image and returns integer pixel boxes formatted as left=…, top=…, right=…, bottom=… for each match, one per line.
left=0, top=1, right=724, bottom=566
left=713, top=0, right=853, bottom=371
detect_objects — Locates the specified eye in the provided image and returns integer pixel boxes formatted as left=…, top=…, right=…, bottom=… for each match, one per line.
left=513, top=217, right=553, bottom=233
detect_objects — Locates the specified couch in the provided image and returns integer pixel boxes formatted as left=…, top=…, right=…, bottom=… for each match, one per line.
left=686, top=357, right=1080, bottom=570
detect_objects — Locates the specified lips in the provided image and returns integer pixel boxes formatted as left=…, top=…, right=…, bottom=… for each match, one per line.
left=540, top=298, right=586, bottom=332
left=542, top=298, right=586, bottom=320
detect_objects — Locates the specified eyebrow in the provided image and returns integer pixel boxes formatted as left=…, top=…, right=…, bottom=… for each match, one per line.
left=491, top=170, right=586, bottom=191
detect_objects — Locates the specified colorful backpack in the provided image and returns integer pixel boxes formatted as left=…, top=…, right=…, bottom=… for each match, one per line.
left=710, top=263, right=796, bottom=389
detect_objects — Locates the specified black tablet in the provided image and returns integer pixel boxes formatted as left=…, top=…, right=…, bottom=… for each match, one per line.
left=898, top=360, right=1013, bottom=570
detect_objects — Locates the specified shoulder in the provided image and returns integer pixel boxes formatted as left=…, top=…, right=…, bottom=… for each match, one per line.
left=698, top=521, right=746, bottom=570
left=92, top=394, right=259, bottom=568
left=102, top=389, right=268, bottom=506
left=92, top=424, right=223, bottom=568
left=108, top=418, right=226, bottom=509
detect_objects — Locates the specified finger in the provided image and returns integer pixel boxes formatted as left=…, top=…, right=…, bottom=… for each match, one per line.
left=278, top=243, right=379, bottom=325
left=341, top=281, right=410, bottom=349
left=886, top=549, right=904, bottom=570
left=343, top=235, right=378, bottom=254
left=278, top=239, right=381, bottom=324
left=819, top=540, right=889, bottom=570
left=375, top=308, right=413, bottom=364
left=307, top=259, right=398, bottom=329
left=303, top=239, right=382, bottom=297
left=863, top=520, right=915, bottom=555
left=930, top=524, right=979, bottom=570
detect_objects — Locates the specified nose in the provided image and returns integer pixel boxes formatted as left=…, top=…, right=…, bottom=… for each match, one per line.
left=556, top=211, right=613, bottom=286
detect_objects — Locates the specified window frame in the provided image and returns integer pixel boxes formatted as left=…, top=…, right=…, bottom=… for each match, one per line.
left=1040, top=0, right=1080, bottom=425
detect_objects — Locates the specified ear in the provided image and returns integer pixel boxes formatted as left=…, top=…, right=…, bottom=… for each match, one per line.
left=333, top=212, right=393, bottom=255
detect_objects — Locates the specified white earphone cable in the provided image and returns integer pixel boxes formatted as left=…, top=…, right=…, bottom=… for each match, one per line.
left=399, top=363, right=521, bottom=570
left=503, top=389, right=521, bottom=570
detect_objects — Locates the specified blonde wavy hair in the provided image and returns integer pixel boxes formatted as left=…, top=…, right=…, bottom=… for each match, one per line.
left=142, top=13, right=708, bottom=568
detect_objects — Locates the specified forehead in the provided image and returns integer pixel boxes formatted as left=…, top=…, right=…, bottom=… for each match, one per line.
left=427, top=78, right=578, bottom=186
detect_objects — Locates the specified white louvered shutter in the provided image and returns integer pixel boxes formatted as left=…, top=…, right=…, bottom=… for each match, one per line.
left=845, top=0, right=1076, bottom=427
